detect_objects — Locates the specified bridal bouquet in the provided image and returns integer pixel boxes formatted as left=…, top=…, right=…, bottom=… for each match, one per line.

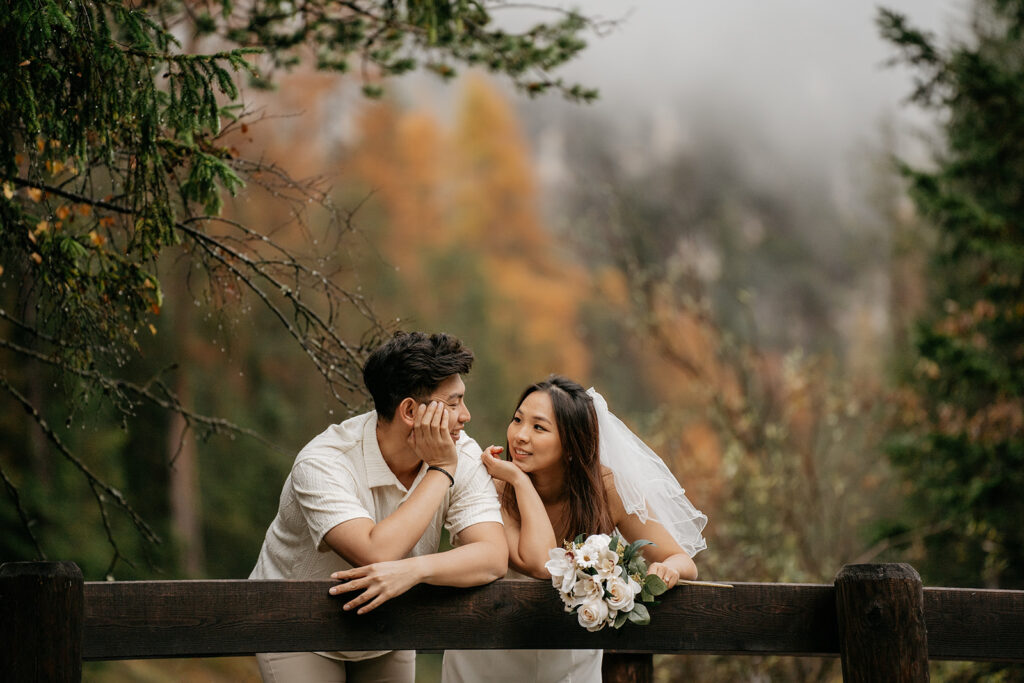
left=544, top=533, right=668, bottom=632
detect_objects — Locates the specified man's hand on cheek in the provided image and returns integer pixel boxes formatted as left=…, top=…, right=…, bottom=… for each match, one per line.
left=407, top=401, right=458, bottom=471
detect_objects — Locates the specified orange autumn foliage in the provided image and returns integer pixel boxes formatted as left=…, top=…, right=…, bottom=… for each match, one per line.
left=346, top=75, right=590, bottom=379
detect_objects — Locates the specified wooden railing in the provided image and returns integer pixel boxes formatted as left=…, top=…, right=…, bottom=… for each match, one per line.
left=2, top=562, right=1023, bottom=682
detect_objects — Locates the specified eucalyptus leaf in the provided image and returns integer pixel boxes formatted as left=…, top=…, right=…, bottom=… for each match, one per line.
left=645, top=574, right=668, bottom=596
left=627, top=603, right=650, bottom=625
left=627, top=539, right=654, bottom=555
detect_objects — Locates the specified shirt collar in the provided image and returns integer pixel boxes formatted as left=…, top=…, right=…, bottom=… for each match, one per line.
left=361, top=411, right=401, bottom=489
left=362, top=411, right=433, bottom=495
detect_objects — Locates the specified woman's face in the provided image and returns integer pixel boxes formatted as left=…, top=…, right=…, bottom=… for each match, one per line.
left=507, top=390, right=564, bottom=474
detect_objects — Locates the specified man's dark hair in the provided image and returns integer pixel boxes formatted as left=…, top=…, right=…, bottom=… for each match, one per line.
left=363, top=331, right=474, bottom=421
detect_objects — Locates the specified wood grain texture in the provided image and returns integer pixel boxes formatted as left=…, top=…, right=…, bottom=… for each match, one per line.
left=835, top=564, right=929, bottom=683
left=925, top=587, right=1024, bottom=662
left=78, top=576, right=1024, bottom=663
left=1, top=561, right=84, bottom=682
left=82, top=579, right=837, bottom=660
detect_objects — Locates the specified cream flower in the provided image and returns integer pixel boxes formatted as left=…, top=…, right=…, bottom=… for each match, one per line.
left=576, top=534, right=615, bottom=570
left=606, top=575, right=641, bottom=613
left=545, top=547, right=578, bottom=594
left=571, top=574, right=604, bottom=604
left=593, top=553, right=623, bottom=579
left=576, top=596, right=610, bottom=632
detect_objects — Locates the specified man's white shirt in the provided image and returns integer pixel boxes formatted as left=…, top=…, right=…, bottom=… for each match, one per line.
left=250, top=411, right=502, bottom=660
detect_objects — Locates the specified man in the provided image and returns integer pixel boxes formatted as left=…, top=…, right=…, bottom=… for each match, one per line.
left=250, top=331, right=507, bottom=682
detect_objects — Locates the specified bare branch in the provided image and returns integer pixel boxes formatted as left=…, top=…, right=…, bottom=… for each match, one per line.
left=851, top=521, right=954, bottom=565
left=2, top=171, right=383, bottom=408
left=90, top=479, right=136, bottom=579
left=0, top=374, right=161, bottom=549
left=0, top=463, right=47, bottom=561
left=0, top=337, right=285, bottom=452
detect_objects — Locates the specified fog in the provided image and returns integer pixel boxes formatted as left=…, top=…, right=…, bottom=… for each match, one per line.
left=542, top=0, right=967, bottom=175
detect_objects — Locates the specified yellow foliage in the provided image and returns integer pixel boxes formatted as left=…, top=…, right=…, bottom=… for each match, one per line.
left=346, top=74, right=591, bottom=380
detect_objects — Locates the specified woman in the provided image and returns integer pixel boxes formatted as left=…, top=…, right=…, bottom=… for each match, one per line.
left=442, top=376, right=707, bottom=683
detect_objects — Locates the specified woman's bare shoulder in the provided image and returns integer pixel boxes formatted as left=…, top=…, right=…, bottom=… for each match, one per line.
left=600, top=466, right=626, bottom=516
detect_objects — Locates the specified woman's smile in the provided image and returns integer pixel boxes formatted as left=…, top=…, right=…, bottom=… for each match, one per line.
left=511, top=447, right=532, bottom=459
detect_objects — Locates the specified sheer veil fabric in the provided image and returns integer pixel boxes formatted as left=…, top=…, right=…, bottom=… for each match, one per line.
left=588, top=388, right=708, bottom=558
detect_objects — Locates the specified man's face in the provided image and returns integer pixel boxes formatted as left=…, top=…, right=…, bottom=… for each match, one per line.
left=424, top=375, right=471, bottom=443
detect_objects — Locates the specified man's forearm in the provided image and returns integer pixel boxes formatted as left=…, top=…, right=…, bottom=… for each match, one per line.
left=365, top=470, right=454, bottom=553
left=414, top=538, right=508, bottom=587
left=326, top=469, right=454, bottom=565
left=328, top=523, right=508, bottom=614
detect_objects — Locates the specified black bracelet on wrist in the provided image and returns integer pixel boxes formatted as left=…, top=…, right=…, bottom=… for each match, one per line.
left=427, top=465, right=455, bottom=487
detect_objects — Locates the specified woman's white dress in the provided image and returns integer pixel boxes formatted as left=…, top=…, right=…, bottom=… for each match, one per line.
left=440, top=570, right=602, bottom=683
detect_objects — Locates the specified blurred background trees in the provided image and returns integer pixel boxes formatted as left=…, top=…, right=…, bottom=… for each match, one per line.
left=879, top=0, right=1024, bottom=593
left=0, top=0, right=598, bottom=579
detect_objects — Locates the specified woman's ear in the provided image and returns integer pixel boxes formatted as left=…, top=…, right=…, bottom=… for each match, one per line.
left=397, top=397, right=419, bottom=427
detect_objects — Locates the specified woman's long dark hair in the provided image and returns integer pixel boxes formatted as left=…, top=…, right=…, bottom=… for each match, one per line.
left=500, top=375, right=614, bottom=543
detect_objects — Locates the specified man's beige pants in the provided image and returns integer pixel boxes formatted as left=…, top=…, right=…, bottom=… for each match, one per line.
left=256, top=650, right=416, bottom=682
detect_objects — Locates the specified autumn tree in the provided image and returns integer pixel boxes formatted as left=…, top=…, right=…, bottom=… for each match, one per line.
left=342, top=75, right=592, bottom=440
left=548, top=113, right=903, bottom=683
left=879, top=0, right=1024, bottom=592
left=0, top=0, right=599, bottom=574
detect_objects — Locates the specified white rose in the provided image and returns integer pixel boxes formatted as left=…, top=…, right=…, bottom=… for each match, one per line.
left=593, top=552, right=622, bottom=579
left=572, top=574, right=604, bottom=603
left=545, top=547, right=578, bottom=594
left=576, top=596, right=610, bottom=632
left=606, top=575, right=639, bottom=612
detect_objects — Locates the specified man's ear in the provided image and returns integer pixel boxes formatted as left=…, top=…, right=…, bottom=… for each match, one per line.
left=397, top=397, right=419, bottom=427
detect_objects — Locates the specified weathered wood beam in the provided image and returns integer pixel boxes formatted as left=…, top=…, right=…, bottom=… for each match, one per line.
left=82, top=579, right=837, bottom=660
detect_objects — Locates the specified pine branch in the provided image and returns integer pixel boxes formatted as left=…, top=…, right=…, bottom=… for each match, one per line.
left=1, top=174, right=380, bottom=405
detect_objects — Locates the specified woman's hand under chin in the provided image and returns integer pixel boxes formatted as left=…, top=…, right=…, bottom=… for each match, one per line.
left=481, top=446, right=526, bottom=485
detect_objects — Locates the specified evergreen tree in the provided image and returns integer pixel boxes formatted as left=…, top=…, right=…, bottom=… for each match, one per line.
left=0, top=0, right=598, bottom=571
left=880, top=1, right=1024, bottom=589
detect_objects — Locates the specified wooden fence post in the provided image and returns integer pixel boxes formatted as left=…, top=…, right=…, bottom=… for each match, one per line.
left=835, top=563, right=929, bottom=683
left=0, top=561, right=84, bottom=683
left=602, top=652, right=653, bottom=683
